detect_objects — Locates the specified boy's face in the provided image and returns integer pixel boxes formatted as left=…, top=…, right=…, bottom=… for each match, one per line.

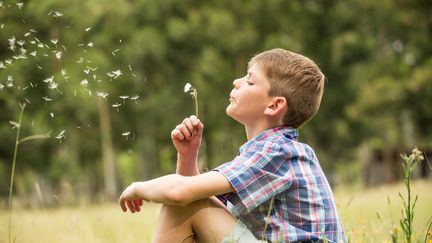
left=226, top=62, right=273, bottom=125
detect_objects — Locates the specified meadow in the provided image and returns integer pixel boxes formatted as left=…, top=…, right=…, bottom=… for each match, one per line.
left=0, top=179, right=431, bottom=243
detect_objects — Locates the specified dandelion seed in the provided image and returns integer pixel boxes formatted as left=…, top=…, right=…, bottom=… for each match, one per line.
left=0, top=62, right=5, bottom=69
left=22, top=86, right=28, bottom=90
left=42, top=96, right=52, bottom=101
left=119, top=95, right=129, bottom=104
left=9, top=121, right=20, bottom=129
left=6, top=76, right=13, bottom=87
left=0, top=83, right=4, bottom=91
left=8, top=36, right=16, bottom=51
left=51, top=38, right=58, bottom=45
left=85, top=27, right=92, bottom=32
left=80, top=79, right=89, bottom=87
left=122, top=131, right=131, bottom=136
left=97, top=91, right=109, bottom=98
left=42, top=53, right=48, bottom=57
left=48, top=82, right=59, bottom=91
left=24, top=32, right=31, bottom=37
left=1, top=24, right=4, bottom=29
left=50, top=113, right=54, bottom=118
left=25, top=98, right=30, bottom=104
left=30, top=51, right=37, bottom=56
left=87, top=42, right=94, bottom=48
left=130, top=95, right=139, bottom=104
left=16, top=2, right=23, bottom=9
left=107, top=69, right=122, bottom=79
left=43, top=76, right=54, bottom=83
left=111, top=49, right=120, bottom=56
left=55, top=51, right=62, bottom=59
left=61, top=45, right=66, bottom=51
left=16, top=40, right=25, bottom=46
left=49, top=11, right=63, bottom=18
left=5, top=59, right=12, bottom=65
left=76, top=57, right=84, bottom=63
left=37, top=43, right=44, bottom=48
left=56, top=130, right=66, bottom=141
left=36, top=64, right=42, bottom=69
left=112, top=103, right=121, bottom=111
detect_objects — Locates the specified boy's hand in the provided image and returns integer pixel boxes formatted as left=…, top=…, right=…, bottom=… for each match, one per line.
left=171, top=115, right=203, bottom=156
left=119, top=182, right=146, bottom=213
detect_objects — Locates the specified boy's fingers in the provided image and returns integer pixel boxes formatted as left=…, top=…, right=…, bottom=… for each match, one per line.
left=171, top=128, right=184, bottom=141
left=178, top=124, right=192, bottom=140
left=119, top=199, right=127, bottom=212
left=127, top=200, right=135, bottom=213
left=183, top=118, right=194, bottom=134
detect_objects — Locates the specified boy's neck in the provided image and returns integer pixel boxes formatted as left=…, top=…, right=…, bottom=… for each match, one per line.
left=244, top=120, right=283, bottom=140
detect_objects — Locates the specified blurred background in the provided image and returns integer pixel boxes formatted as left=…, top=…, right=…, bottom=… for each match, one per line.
left=0, top=0, right=431, bottom=208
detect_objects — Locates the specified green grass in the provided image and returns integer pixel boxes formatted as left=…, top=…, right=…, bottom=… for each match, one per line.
left=0, top=179, right=431, bottom=243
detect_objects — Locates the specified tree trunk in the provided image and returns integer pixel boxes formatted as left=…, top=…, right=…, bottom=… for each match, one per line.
left=98, top=98, right=117, bottom=200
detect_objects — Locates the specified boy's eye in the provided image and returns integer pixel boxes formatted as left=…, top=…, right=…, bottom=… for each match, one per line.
left=246, top=81, right=254, bottom=85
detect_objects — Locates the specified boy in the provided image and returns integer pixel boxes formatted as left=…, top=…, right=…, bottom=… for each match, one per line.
left=119, top=49, right=346, bottom=242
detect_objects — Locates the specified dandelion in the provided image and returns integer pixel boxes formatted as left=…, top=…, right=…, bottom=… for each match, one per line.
left=184, top=82, right=199, bottom=117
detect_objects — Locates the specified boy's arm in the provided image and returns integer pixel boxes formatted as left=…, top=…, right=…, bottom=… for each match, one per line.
left=119, top=171, right=233, bottom=212
left=171, top=115, right=203, bottom=176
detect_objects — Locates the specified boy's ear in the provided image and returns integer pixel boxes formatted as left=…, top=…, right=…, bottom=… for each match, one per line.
left=264, top=97, right=287, bottom=117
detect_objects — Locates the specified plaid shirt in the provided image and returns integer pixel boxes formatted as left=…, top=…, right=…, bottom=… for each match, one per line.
left=214, top=126, right=346, bottom=242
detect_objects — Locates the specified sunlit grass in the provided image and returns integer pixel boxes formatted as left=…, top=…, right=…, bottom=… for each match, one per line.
left=0, top=180, right=430, bottom=243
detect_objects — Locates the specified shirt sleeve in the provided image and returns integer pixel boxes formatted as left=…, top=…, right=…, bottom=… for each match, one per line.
left=214, top=140, right=295, bottom=215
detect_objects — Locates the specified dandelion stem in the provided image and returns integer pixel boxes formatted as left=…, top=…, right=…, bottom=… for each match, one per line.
left=8, top=103, right=25, bottom=243
left=193, top=90, right=198, bottom=118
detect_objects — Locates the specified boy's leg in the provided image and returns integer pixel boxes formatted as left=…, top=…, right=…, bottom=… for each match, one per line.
left=152, top=197, right=236, bottom=243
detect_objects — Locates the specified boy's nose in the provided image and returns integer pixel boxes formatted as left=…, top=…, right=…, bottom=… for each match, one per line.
left=233, top=78, right=241, bottom=89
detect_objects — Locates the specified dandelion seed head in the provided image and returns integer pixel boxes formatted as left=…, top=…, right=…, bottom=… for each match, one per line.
left=184, top=82, right=192, bottom=93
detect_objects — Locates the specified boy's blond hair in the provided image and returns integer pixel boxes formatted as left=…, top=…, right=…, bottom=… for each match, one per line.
left=249, top=48, right=325, bottom=128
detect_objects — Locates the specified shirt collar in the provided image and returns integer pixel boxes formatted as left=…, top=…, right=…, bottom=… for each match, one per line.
left=239, top=126, right=299, bottom=153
